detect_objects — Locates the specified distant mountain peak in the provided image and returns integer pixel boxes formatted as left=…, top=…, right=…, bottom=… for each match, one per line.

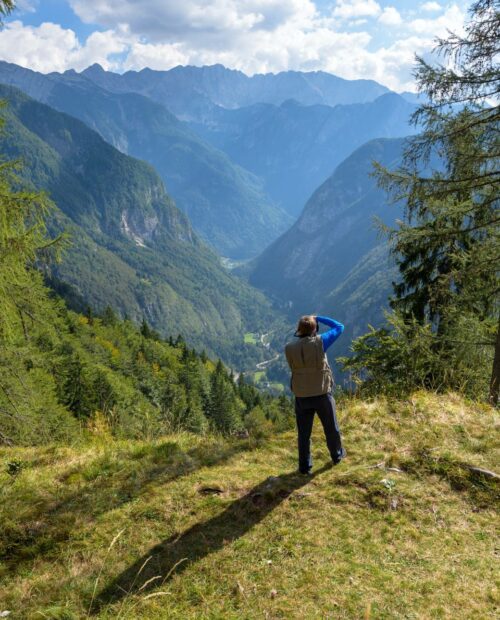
left=82, top=63, right=106, bottom=76
left=280, top=98, right=302, bottom=108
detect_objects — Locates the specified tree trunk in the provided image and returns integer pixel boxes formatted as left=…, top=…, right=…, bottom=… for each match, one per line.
left=489, top=313, right=500, bottom=406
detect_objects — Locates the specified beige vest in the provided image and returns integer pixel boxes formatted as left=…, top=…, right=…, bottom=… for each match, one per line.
left=285, top=336, right=333, bottom=397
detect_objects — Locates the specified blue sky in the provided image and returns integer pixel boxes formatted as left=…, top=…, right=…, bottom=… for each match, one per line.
left=3, top=1, right=472, bottom=90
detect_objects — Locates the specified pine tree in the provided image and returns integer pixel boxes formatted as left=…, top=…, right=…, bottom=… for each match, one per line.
left=205, top=360, right=242, bottom=434
left=140, top=319, right=152, bottom=339
left=101, top=305, right=117, bottom=326
left=372, top=0, right=499, bottom=401
left=59, top=352, right=92, bottom=418
left=237, top=373, right=261, bottom=413
left=0, top=18, right=68, bottom=442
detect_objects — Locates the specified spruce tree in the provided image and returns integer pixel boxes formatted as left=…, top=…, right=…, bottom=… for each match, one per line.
left=205, top=360, right=242, bottom=434
left=101, top=305, right=117, bottom=326
left=372, top=0, right=499, bottom=401
left=60, top=353, right=92, bottom=418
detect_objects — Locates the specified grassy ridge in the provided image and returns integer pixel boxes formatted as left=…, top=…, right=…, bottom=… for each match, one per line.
left=0, top=391, right=498, bottom=618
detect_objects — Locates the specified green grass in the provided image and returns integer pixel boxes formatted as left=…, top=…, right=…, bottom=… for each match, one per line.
left=244, top=332, right=258, bottom=345
left=0, top=391, right=498, bottom=619
left=269, top=382, right=285, bottom=393
left=254, top=370, right=266, bottom=382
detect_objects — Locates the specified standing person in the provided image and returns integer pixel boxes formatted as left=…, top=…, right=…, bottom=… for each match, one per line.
left=285, top=315, right=346, bottom=474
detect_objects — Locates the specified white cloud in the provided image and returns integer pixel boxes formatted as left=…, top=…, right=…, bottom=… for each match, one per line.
left=15, top=0, right=37, bottom=12
left=409, top=6, right=465, bottom=35
left=332, top=0, right=381, bottom=20
left=16, top=0, right=38, bottom=13
left=378, top=7, right=402, bottom=26
left=0, top=1, right=469, bottom=92
left=421, top=2, right=442, bottom=12
left=70, top=0, right=318, bottom=42
left=0, top=21, right=128, bottom=73
left=124, top=41, right=189, bottom=72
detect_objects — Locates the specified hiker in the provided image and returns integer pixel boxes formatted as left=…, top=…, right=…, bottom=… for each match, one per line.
left=285, top=315, right=346, bottom=474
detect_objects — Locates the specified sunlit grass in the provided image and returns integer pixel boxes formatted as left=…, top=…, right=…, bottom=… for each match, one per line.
left=0, top=392, right=498, bottom=619
left=244, top=332, right=258, bottom=345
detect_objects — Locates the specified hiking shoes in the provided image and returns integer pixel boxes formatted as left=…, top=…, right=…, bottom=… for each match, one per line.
left=332, top=448, right=347, bottom=466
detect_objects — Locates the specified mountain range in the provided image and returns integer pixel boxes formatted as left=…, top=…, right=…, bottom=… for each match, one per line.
left=189, top=94, right=417, bottom=216
left=0, top=61, right=291, bottom=259
left=0, top=61, right=417, bottom=222
left=80, top=63, right=392, bottom=119
left=0, top=61, right=421, bottom=374
left=0, top=83, right=280, bottom=365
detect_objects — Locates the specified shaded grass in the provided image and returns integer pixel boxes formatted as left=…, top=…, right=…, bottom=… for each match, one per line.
left=0, top=436, right=252, bottom=570
left=0, top=391, right=498, bottom=619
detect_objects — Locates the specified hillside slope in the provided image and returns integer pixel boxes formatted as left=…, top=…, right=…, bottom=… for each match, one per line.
left=247, top=138, right=405, bottom=345
left=0, top=84, right=280, bottom=364
left=0, top=61, right=290, bottom=258
left=0, top=392, right=497, bottom=618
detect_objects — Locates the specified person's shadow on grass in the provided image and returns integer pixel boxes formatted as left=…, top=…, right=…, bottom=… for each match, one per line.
left=94, top=464, right=331, bottom=612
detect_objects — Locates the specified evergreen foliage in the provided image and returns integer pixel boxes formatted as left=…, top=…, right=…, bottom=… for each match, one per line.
left=1, top=289, right=292, bottom=445
left=0, top=0, right=13, bottom=18
left=343, top=0, right=499, bottom=401
left=206, top=360, right=244, bottom=434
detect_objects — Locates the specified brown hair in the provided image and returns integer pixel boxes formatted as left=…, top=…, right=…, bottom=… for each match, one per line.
left=295, top=315, right=317, bottom=337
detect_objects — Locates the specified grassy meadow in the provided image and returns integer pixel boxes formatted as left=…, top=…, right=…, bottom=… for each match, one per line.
left=0, top=391, right=498, bottom=619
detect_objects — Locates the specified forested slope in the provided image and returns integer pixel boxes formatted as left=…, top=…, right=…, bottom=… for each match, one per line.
left=0, top=84, right=282, bottom=365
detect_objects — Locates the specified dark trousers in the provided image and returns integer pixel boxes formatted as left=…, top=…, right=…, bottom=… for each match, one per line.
left=295, top=392, right=344, bottom=472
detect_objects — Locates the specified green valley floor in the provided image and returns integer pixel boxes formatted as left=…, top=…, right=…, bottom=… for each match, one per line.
left=0, top=391, right=498, bottom=619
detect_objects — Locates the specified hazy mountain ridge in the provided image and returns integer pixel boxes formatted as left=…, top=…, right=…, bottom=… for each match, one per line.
left=0, top=84, right=281, bottom=364
left=189, top=93, right=417, bottom=216
left=0, top=62, right=415, bottom=364
left=81, top=63, right=391, bottom=119
left=0, top=61, right=291, bottom=259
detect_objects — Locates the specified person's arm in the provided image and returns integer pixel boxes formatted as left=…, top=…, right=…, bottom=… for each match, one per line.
left=316, top=315, right=344, bottom=352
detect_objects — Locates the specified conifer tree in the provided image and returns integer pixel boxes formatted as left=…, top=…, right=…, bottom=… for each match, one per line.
left=140, top=319, right=152, bottom=339
left=369, top=0, right=499, bottom=401
left=60, top=353, right=92, bottom=418
left=101, top=305, right=117, bottom=326
left=205, top=360, right=242, bottom=433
